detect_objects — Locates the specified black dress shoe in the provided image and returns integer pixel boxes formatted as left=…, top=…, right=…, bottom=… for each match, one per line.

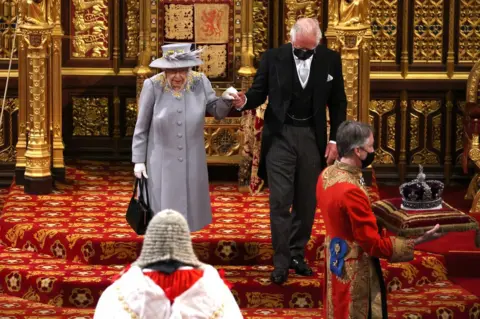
left=270, top=268, right=288, bottom=285
left=290, top=257, right=313, bottom=276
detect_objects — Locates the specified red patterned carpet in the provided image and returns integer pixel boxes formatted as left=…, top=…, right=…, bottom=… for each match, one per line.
left=0, top=161, right=478, bottom=318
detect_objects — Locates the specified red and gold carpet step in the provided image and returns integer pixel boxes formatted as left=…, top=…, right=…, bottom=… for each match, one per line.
left=0, top=161, right=478, bottom=318
left=1, top=280, right=479, bottom=319
left=0, top=162, right=328, bottom=266
left=0, top=243, right=449, bottom=310
left=0, top=293, right=93, bottom=319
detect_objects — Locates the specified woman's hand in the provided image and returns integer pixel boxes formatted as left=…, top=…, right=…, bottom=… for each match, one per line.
left=134, top=163, right=148, bottom=179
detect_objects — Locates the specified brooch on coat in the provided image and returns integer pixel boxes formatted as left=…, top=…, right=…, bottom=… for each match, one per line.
left=329, top=237, right=348, bottom=277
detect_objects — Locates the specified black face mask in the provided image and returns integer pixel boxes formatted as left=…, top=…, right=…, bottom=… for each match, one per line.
left=360, top=151, right=375, bottom=169
left=293, top=48, right=315, bottom=60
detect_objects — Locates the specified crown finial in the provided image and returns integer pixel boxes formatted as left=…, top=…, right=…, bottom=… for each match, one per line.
left=417, top=164, right=426, bottom=182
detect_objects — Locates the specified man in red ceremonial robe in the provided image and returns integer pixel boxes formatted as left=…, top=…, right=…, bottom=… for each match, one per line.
left=316, top=121, right=442, bottom=319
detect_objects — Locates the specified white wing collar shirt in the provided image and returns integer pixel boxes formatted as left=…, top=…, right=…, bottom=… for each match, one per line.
left=293, top=50, right=313, bottom=88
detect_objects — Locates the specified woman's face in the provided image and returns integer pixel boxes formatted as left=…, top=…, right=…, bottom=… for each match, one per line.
left=165, top=68, right=189, bottom=89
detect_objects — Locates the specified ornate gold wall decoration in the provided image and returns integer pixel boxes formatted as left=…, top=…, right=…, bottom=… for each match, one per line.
left=412, top=0, right=443, bottom=62
left=71, top=0, right=109, bottom=58
left=125, top=98, right=137, bottom=137
left=0, top=1, right=18, bottom=60
left=204, top=117, right=242, bottom=163
left=284, top=0, right=322, bottom=43
left=432, top=114, right=442, bottom=151
left=194, top=3, right=230, bottom=44
left=410, top=100, right=441, bottom=165
left=409, top=114, right=420, bottom=150
left=458, top=0, right=480, bottom=63
left=252, top=0, right=268, bottom=59
left=456, top=101, right=466, bottom=155
left=369, top=100, right=396, bottom=164
left=369, top=0, right=397, bottom=62
left=72, top=97, right=109, bottom=136
left=198, top=45, right=227, bottom=78
left=0, top=98, right=19, bottom=162
left=153, top=0, right=239, bottom=84
left=326, top=0, right=371, bottom=122
left=164, top=4, right=194, bottom=41
left=125, top=0, right=140, bottom=58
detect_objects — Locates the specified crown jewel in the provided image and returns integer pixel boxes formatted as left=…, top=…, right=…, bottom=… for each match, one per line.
left=399, top=165, right=444, bottom=210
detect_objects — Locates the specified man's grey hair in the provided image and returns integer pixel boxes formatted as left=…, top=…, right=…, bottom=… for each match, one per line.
left=336, top=121, right=374, bottom=158
left=290, top=18, right=322, bottom=45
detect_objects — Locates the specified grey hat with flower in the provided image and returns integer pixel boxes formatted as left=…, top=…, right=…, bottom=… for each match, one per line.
left=149, top=43, right=203, bottom=69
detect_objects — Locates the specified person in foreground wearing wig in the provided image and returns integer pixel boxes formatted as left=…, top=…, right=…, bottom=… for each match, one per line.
left=94, top=209, right=243, bottom=318
left=231, top=18, right=347, bottom=284
left=316, top=120, right=443, bottom=319
left=132, top=43, right=239, bottom=232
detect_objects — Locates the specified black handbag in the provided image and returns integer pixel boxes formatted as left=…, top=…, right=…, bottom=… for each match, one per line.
left=126, top=178, right=153, bottom=235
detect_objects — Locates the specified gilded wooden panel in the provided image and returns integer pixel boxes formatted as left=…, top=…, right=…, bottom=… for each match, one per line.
left=455, top=101, right=466, bottom=166
left=0, top=98, right=18, bottom=162
left=408, top=100, right=442, bottom=165
left=283, top=0, right=323, bottom=43
left=458, top=0, right=480, bottom=63
left=72, top=97, right=109, bottom=136
left=154, top=0, right=240, bottom=83
left=204, top=117, right=241, bottom=163
left=253, top=0, right=269, bottom=60
left=370, top=0, right=398, bottom=62
left=198, top=45, right=228, bottom=78
left=0, top=1, right=18, bottom=60
left=412, top=0, right=443, bottom=62
left=71, top=0, right=109, bottom=58
left=125, top=98, right=137, bottom=137
left=369, top=100, right=397, bottom=164
left=124, top=0, right=140, bottom=59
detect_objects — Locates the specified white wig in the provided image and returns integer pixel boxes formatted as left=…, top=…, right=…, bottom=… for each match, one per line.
left=290, top=18, right=322, bottom=45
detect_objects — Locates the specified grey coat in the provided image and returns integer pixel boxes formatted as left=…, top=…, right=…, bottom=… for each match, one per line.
left=132, top=71, right=232, bottom=231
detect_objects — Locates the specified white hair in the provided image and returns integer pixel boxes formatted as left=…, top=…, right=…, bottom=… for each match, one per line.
left=290, top=18, right=322, bottom=45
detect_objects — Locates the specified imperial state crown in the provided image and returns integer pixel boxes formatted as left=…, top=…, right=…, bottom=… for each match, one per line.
left=399, top=165, right=444, bottom=210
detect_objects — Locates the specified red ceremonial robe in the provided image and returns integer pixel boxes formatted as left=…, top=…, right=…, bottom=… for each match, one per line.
left=316, top=161, right=415, bottom=319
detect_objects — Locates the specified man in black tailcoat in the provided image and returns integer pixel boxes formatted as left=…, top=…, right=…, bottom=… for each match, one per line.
left=232, top=18, right=347, bottom=284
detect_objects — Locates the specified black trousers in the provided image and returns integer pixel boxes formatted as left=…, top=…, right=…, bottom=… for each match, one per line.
left=266, top=125, right=322, bottom=269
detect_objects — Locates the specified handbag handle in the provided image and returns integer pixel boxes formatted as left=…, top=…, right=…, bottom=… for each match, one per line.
left=138, top=177, right=151, bottom=208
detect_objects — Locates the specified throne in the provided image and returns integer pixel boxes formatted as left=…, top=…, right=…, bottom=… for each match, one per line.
left=463, top=60, right=480, bottom=213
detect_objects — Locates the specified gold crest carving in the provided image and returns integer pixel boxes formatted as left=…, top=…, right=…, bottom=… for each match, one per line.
left=72, top=97, right=109, bottom=136
left=198, top=45, right=227, bottom=78
left=72, top=0, right=109, bottom=58
left=370, top=0, right=398, bottom=62
left=164, top=4, right=194, bottom=40
left=194, top=3, right=230, bottom=44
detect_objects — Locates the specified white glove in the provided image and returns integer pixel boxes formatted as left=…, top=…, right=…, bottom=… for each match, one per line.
left=222, top=86, right=239, bottom=100
left=134, top=163, right=148, bottom=179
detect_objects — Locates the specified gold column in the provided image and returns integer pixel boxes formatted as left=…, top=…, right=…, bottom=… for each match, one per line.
left=446, top=0, right=455, bottom=78
left=399, top=90, right=408, bottom=182
left=15, top=28, right=28, bottom=184
left=444, top=91, right=453, bottom=184
left=238, top=0, right=256, bottom=192
left=133, top=0, right=153, bottom=106
left=400, top=0, right=409, bottom=78
left=113, top=0, right=120, bottom=74
left=325, top=0, right=372, bottom=122
left=51, top=0, right=65, bottom=180
left=238, top=0, right=256, bottom=88
left=21, top=24, right=53, bottom=194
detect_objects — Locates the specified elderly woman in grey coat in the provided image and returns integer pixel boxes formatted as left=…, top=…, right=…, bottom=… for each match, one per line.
left=132, top=43, right=239, bottom=232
